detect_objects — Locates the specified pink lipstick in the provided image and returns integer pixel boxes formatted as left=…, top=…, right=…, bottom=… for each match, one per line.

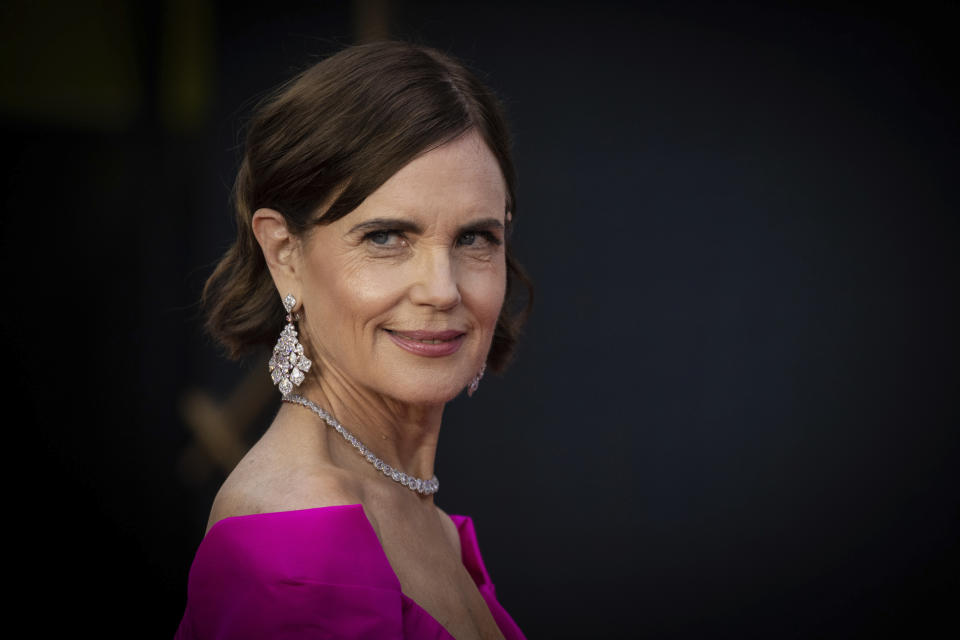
left=385, top=329, right=466, bottom=357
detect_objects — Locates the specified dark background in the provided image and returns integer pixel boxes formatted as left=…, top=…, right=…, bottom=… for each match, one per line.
left=3, top=1, right=957, bottom=637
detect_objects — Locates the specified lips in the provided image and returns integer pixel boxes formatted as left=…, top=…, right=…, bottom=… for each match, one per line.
left=385, top=329, right=466, bottom=356
left=386, top=329, right=464, bottom=342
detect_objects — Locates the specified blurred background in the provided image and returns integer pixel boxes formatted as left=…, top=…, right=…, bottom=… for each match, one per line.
left=3, top=0, right=957, bottom=637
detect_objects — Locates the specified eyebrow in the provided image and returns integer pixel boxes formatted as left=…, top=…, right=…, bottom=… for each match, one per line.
left=347, top=217, right=504, bottom=236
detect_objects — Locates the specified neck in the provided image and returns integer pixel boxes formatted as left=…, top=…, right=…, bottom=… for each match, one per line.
left=294, top=376, right=444, bottom=486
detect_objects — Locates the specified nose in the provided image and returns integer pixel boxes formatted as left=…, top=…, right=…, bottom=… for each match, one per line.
left=409, top=248, right=461, bottom=310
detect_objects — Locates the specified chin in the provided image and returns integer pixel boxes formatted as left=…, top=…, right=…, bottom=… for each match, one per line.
left=384, top=375, right=470, bottom=406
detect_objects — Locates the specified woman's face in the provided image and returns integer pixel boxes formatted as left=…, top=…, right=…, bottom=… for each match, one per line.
left=295, top=130, right=508, bottom=406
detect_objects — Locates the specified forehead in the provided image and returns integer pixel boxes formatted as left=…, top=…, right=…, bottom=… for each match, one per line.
left=352, top=130, right=507, bottom=223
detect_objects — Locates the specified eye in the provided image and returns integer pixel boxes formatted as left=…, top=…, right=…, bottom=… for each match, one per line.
left=363, top=229, right=406, bottom=248
left=456, top=230, right=502, bottom=248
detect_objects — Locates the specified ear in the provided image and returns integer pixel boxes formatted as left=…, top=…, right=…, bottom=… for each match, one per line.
left=252, top=208, right=302, bottom=303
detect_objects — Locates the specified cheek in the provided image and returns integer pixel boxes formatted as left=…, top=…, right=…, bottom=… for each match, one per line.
left=461, top=261, right=507, bottom=325
left=340, top=266, right=407, bottom=313
left=307, top=252, right=407, bottom=327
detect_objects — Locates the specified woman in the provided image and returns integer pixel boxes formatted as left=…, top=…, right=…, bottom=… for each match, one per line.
left=176, top=41, right=531, bottom=640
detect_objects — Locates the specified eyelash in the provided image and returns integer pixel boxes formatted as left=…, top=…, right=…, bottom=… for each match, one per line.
left=457, top=230, right=503, bottom=248
left=361, top=229, right=502, bottom=249
left=362, top=230, right=406, bottom=248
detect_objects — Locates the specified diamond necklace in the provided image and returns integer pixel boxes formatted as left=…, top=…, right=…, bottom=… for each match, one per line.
left=284, top=394, right=440, bottom=496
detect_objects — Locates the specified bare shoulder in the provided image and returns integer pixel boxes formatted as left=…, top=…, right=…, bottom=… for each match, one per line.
left=435, top=505, right=462, bottom=556
left=206, top=443, right=363, bottom=534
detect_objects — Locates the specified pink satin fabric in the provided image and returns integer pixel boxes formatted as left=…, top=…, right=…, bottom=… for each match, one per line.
left=175, top=504, right=526, bottom=639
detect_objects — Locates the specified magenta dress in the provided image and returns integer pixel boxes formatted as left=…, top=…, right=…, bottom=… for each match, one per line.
left=175, top=504, right=526, bottom=639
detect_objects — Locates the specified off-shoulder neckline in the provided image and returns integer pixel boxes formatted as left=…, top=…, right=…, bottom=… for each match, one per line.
left=201, top=502, right=495, bottom=639
left=207, top=502, right=463, bottom=533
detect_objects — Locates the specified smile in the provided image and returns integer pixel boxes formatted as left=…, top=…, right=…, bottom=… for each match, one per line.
left=385, top=329, right=466, bottom=357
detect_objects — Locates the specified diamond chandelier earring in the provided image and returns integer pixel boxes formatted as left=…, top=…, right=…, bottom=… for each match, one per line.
left=467, top=362, right=486, bottom=397
left=268, top=294, right=313, bottom=397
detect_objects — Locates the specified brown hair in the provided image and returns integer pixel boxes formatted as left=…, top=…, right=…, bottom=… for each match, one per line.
left=203, top=41, right=532, bottom=373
